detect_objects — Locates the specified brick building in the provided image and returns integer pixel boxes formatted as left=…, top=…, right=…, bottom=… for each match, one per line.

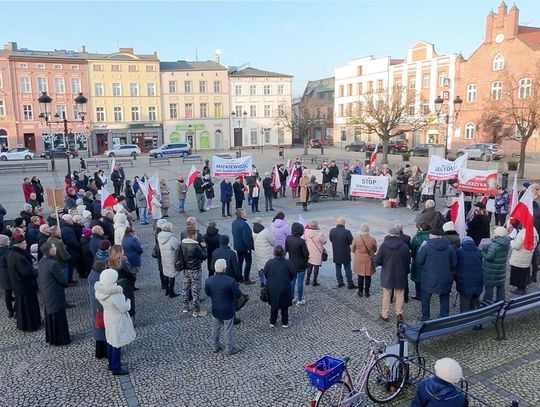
left=296, top=77, right=334, bottom=145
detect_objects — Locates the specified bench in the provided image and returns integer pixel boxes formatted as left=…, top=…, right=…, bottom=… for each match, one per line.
left=403, top=301, right=505, bottom=354
left=114, top=158, right=134, bottom=167
left=182, top=154, right=203, bottom=163
left=496, top=291, right=540, bottom=340
left=302, top=154, right=329, bottom=164
left=86, top=159, right=110, bottom=169
left=149, top=156, right=171, bottom=166
left=214, top=153, right=231, bottom=159
left=0, top=161, right=49, bottom=173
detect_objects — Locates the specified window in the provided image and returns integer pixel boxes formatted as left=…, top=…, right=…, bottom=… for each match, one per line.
left=37, top=77, right=48, bottom=93
left=213, top=80, right=221, bottom=93
left=72, top=104, right=80, bottom=120
left=377, top=80, right=384, bottom=92
left=235, top=105, right=243, bottom=117
left=250, top=105, right=257, bottom=117
left=438, top=72, right=447, bottom=87
left=71, top=65, right=79, bottom=70
left=55, top=105, right=66, bottom=119
left=278, top=85, right=285, bottom=95
left=250, top=85, right=257, bottom=95
left=357, top=66, right=363, bottom=76
left=94, top=83, right=104, bottom=96
left=422, top=103, right=430, bottom=115
left=23, top=105, right=33, bottom=120
left=367, top=81, right=373, bottom=92
left=129, top=83, right=139, bottom=96
left=111, top=64, right=120, bottom=72
left=493, top=53, right=504, bottom=71
left=54, top=78, right=65, bottom=93
left=71, top=78, right=81, bottom=94
left=491, top=81, right=503, bottom=100
left=19, top=63, right=28, bottom=69
left=168, top=80, right=177, bottom=93
left=199, top=81, right=207, bottom=93
left=128, top=65, right=137, bottom=72
left=0, top=101, right=5, bottom=116
left=408, top=76, right=416, bottom=90
left=96, top=107, right=105, bottom=122
left=145, top=65, right=155, bottom=72
left=278, top=104, right=285, bottom=116
left=147, top=83, right=156, bottom=96
left=37, top=64, right=45, bottom=69
left=395, top=78, right=402, bottom=90
left=54, top=64, right=62, bottom=70
left=338, top=85, right=344, bottom=97
left=464, top=122, right=475, bottom=139
left=148, top=106, right=157, bottom=121
left=112, top=83, right=121, bottom=97
left=465, top=84, right=477, bottom=103
left=214, top=102, right=222, bottom=118
left=422, top=74, right=430, bottom=88
left=519, top=78, right=532, bottom=99
left=264, top=105, right=271, bottom=117
left=264, top=128, right=271, bottom=144
left=408, top=104, right=415, bottom=115
left=235, top=85, right=242, bottom=96
left=357, top=82, right=363, bottom=95
left=185, top=103, right=193, bottom=119
left=184, top=81, right=192, bottom=93
left=20, top=77, right=31, bottom=93
left=347, top=103, right=353, bottom=116
left=339, top=104, right=344, bottom=116
left=131, top=107, right=140, bottom=121
left=169, top=103, right=178, bottom=119
left=93, top=64, right=103, bottom=71
left=200, top=103, right=208, bottom=118
left=264, top=85, right=271, bottom=95
left=113, top=107, right=123, bottom=122
left=347, top=84, right=353, bottom=96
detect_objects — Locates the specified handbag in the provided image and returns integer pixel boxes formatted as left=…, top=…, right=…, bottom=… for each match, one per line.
left=310, top=235, right=328, bottom=262
left=95, top=310, right=105, bottom=328
left=235, top=293, right=249, bottom=311
left=360, top=236, right=376, bottom=272
left=260, top=286, right=269, bottom=303
left=151, top=245, right=160, bottom=259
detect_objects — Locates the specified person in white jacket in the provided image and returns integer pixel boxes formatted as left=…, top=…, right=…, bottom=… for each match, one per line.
left=151, top=190, right=162, bottom=230
left=157, top=222, right=181, bottom=298
left=252, top=218, right=275, bottom=286
left=509, top=227, right=539, bottom=294
left=113, top=212, right=129, bottom=245
left=94, top=268, right=135, bottom=376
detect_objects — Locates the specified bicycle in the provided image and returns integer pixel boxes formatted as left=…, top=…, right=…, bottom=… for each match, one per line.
left=306, top=328, right=421, bottom=407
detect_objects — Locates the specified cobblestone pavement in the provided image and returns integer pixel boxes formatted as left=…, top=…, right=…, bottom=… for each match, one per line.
left=0, top=149, right=539, bottom=406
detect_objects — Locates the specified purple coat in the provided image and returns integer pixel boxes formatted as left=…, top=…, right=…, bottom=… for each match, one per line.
left=271, top=219, right=291, bottom=248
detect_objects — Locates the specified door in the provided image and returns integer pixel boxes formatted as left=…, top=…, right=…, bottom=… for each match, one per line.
left=24, top=133, right=36, bottom=152
left=233, top=128, right=243, bottom=147
left=200, top=131, right=210, bottom=149
left=214, top=130, right=222, bottom=148
left=96, top=133, right=109, bottom=154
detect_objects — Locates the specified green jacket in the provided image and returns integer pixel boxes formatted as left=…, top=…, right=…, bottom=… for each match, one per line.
left=410, top=230, right=430, bottom=282
left=482, top=235, right=510, bottom=287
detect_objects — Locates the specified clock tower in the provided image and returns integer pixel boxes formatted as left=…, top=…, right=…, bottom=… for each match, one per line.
left=484, top=2, right=519, bottom=44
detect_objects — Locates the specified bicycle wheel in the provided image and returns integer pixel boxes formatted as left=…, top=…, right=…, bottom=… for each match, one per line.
left=315, top=380, right=353, bottom=407
left=366, top=354, right=407, bottom=403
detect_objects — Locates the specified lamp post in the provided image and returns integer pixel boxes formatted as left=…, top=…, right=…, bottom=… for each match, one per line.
left=188, top=124, right=197, bottom=152
left=38, top=91, right=87, bottom=176
left=231, top=111, right=247, bottom=157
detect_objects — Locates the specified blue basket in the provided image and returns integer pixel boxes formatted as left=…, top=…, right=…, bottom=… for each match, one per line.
left=305, top=355, right=345, bottom=390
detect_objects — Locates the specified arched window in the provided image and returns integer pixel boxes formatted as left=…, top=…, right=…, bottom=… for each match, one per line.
left=466, top=84, right=477, bottom=102
left=464, top=122, right=476, bottom=139
left=518, top=78, right=532, bottom=99
left=491, top=81, right=503, bottom=100
left=493, top=53, right=504, bottom=71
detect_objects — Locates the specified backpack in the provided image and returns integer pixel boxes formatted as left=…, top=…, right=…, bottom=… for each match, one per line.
left=174, top=245, right=185, bottom=271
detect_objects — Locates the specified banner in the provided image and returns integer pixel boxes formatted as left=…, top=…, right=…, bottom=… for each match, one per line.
left=211, top=155, right=252, bottom=177
left=457, top=168, right=498, bottom=195
left=350, top=175, right=389, bottom=198
left=426, top=153, right=468, bottom=181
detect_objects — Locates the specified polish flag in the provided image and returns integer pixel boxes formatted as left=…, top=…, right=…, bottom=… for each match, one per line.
left=100, top=187, right=117, bottom=210
left=138, top=178, right=153, bottom=214
left=450, top=192, right=467, bottom=238
left=367, top=145, right=378, bottom=169
left=186, top=165, right=199, bottom=188
left=510, top=186, right=536, bottom=251
left=110, top=157, right=116, bottom=175
left=509, top=174, right=518, bottom=215
left=273, top=165, right=281, bottom=192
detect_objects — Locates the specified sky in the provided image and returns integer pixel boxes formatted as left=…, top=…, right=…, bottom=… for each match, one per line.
left=3, top=0, right=540, bottom=97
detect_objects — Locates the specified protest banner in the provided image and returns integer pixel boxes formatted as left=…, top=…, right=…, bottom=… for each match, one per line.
left=426, top=153, right=468, bottom=181
left=211, top=155, right=252, bottom=177
left=350, top=175, right=389, bottom=198
left=457, top=168, right=498, bottom=195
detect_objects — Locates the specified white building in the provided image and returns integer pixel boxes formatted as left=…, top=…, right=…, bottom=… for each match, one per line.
left=228, top=67, right=293, bottom=148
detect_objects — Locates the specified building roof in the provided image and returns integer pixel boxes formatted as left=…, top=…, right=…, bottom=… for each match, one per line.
left=1, top=48, right=87, bottom=60
left=228, top=67, right=292, bottom=78
left=517, top=25, right=540, bottom=50
left=303, top=77, right=334, bottom=97
left=160, top=60, right=227, bottom=71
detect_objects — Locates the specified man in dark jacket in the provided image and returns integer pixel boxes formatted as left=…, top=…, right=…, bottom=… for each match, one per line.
left=262, top=172, right=275, bottom=211
left=329, top=217, right=356, bottom=289
left=456, top=236, right=484, bottom=313
left=180, top=228, right=207, bottom=317
left=442, top=221, right=461, bottom=249
left=204, top=222, right=221, bottom=277
left=211, top=235, right=242, bottom=282
left=193, top=174, right=206, bottom=213
left=233, top=177, right=245, bottom=209
left=111, top=166, right=124, bottom=196
left=285, top=222, right=309, bottom=304
left=60, top=214, right=81, bottom=284
left=231, top=208, right=255, bottom=284
left=89, top=226, right=105, bottom=258
left=205, top=259, right=242, bottom=355
left=0, top=235, right=13, bottom=317
left=102, top=210, right=115, bottom=245
left=375, top=227, right=411, bottom=322
left=37, top=224, right=51, bottom=260
left=278, top=164, right=288, bottom=197
left=47, top=225, right=71, bottom=282
left=415, top=200, right=446, bottom=232
left=26, top=216, right=41, bottom=247
left=417, top=230, right=457, bottom=321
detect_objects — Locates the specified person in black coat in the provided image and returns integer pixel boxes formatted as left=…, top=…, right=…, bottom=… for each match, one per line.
left=38, top=242, right=70, bottom=345
left=231, top=209, right=254, bottom=284
left=456, top=236, right=484, bottom=313
left=374, top=227, right=411, bottom=322
left=285, top=222, right=309, bottom=304
left=278, top=164, right=288, bottom=197
left=31, top=176, right=45, bottom=206
left=0, top=202, right=6, bottom=233
left=204, top=222, right=221, bottom=276
left=329, top=217, right=356, bottom=289
left=111, top=167, right=123, bottom=196
left=264, top=245, right=295, bottom=327
left=0, top=235, right=13, bottom=318
left=211, top=235, right=242, bottom=283
left=78, top=228, right=93, bottom=278
left=102, top=211, right=115, bottom=245
left=7, top=234, right=41, bottom=331
left=90, top=226, right=105, bottom=258
left=466, top=202, right=491, bottom=246
left=262, top=173, right=275, bottom=211
left=60, top=215, right=82, bottom=284
left=220, top=179, right=233, bottom=217
left=124, top=180, right=136, bottom=214
left=233, top=177, right=245, bottom=210
left=26, top=217, right=41, bottom=247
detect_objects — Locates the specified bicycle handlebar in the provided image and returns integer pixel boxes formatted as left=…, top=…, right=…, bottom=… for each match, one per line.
left=352, top=327, right=386, bottom=346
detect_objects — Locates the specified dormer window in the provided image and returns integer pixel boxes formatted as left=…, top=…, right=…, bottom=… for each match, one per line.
left=493, top=53, right=504, bottom=71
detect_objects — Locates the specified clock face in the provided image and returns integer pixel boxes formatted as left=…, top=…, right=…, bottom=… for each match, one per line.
left=495, top=33, right=505, bottom=43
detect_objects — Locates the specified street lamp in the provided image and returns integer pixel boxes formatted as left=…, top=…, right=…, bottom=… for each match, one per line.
left=231, top=111, right=247, bottom=157
left=188, top=124, right=197, bottom=152
left=38, top=91, right=87, bottom=176
left=38, top=92, right=55, bottom=171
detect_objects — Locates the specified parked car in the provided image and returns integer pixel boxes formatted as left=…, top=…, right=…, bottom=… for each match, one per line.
left=104, top=144, right=141, bottom=158
left=409, top=143, right=445, bottom=157
left=456, top=143, right=504, bottom=161
left=0, top=147, right=34, bottom=161
left=148, top=142, right=192, bottom=158
left=344, top=140, right=366, bottom=152
left=309, top=139, right=321, bottom=148
left=366, top=140, right=409, bottom=154
left=40, top=146, right=78, bottom=159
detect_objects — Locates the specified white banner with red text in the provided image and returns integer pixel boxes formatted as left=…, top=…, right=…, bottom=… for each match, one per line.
left=211, top=155, right=252, bottom=177
left=350, top=175, right=389, bottom=198
left=426, top=153, right=468, bottom=181
left=457, top=168, right=498, bottom=195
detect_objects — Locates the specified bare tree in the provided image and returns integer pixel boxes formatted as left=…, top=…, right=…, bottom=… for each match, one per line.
left=348, top=87, right=430, bottom=164
left=481, top=67, right=540, bottom=178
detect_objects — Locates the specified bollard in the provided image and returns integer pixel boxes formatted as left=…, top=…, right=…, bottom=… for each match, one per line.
left=501, top=172, right=509, bottom=189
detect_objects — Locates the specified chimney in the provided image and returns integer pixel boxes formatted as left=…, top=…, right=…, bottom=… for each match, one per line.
left=81, top=45, right=87, bottom=53
left=507, top=3, right=519, bottom=37
left=119, top=47, right=134, bottom=55
left=3, top=41, right=18, bottom=51
left=214, top=49, right=222, bottom=64
left=485, top=10, right=495, bottom=43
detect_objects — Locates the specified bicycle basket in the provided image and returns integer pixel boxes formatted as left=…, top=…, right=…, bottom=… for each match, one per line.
left=305, top=355, right=345, bottom=390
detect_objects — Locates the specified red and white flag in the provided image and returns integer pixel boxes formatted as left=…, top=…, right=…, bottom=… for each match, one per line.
left=186, top=165, right=199, bottom=188
left=110, top=157, right=116, bottom=175
left=100, top=187, right=117, bottom=210
left=510, top=186, right=536, bottom=251
left=509, top=173, right=518, bottom=215
left=367, top=145, right=378, bottom=169
left=273, top=165, right=281, bottom=192
left=450, top=192, right=467, bottom=239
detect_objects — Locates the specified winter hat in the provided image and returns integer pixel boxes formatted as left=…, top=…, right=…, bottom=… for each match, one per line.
left=83, top=210, right=92, bottom=220
left=76, top=198, right=84, bottom=205
left=72, top=215, right=82, bottom=224
left=388, top=227, right=400, bottom=236
left=494, top=226, right=508, bottom=238
left=12, top=233, right=25, bottom=245
left=39, top=224, right=50, bottom=233
left=460, top=236, right=474, bottom=245
left=99, top=268, right=119, bottom=286
left=434, top=358, right=463, bottom=384
left=523, top=182, right=531, bottom=188
left=474, top=202, right=486, bottom=209
left=157, top=219, right=168, bottom=229
left=23, top=203, right=32, bottom=211
left=95, top=249, right=109, bottom=262
left=442, top=221, right=455, bottom=232
left=82, top=228, right=92, bottom=238
left=61, top=214, right=73, bottom=222
left=99, top=240, right=111, bottom=250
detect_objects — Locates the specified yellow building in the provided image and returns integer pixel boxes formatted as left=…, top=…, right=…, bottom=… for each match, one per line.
left=87, top=47, right=162, bottom=154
